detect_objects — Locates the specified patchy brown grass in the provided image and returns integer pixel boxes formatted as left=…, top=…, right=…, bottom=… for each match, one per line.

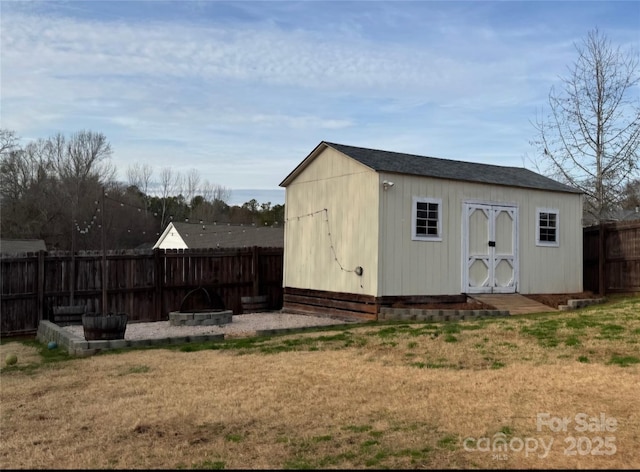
left=1, top=296, right=639, bottom=469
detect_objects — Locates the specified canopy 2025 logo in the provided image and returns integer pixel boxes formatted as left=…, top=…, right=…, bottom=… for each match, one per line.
left=463, top=412, right=618, bottom=460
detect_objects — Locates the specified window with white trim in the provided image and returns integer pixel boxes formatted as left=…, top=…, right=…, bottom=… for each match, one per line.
left=412, top=197, right=442, bottom=241
left=536, top=208, right=559, bottom=247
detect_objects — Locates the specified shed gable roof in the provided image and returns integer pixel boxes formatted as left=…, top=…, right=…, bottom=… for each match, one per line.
left=280, top=141, right=581, bottom=194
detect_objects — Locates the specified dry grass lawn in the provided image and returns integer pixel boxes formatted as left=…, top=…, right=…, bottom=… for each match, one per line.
left=1, top=295, right=639, bottom=469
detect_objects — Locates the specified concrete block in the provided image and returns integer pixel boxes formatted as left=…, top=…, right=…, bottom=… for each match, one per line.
left=88, top=340, right=111, bottom=350
left=109, top=339, right=128, bottom=349
left=70, top=340, right=89, bottom=351
left=175, top=313, right=194, bottom=321
left=74, top=348, right=98, bottom=357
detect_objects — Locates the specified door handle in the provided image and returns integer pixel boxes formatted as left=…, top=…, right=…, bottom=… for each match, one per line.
left=488, top=241, right=496, bottom=247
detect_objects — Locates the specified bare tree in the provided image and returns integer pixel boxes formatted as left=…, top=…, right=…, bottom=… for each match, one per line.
left=126, top=162, right=153, bottom=193
left=0, top=129, right=116, bottom=249
left=621, top=178, right=640, bottom=210
left=189, top=180, right=232, bottom=222
left=0, top=132, right=59, bottom=238
left=54, top=130, right=116, bottom=183
left=126, top=162, right=153, bottom=214
left=0, top=129, right=20, bottom=155
left=157, top=167, right=182, bottom=228
left=531, top=28, right=640, bottom=222
left=184, top=168, right=201, bottom=216
left=212, top=183, right=231, bottom=203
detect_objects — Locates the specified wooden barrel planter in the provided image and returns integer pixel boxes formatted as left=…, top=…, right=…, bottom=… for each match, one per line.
left=82, top=313, right=128, bottom=341
left=241, top=295, right=269, bottom=313
left=52, top=305, right=86, bottom=325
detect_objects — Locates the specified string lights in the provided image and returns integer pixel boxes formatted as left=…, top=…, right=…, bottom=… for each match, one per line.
left=73, top=192, right=161, bottom=237
left=73, top=191, right=282, bottom=244
left=285, top=208, right=358, bottom=274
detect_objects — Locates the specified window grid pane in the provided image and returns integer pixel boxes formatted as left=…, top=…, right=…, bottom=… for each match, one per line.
left=415, top=201, right=439, bottom=238
left=539, top=212, right=557, bottom=243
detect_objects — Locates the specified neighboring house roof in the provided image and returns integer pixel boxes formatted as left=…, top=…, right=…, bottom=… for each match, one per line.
left=153, top=222, right=284, bottom=249
left=280, top=141, right=582, bottom=194
left=0, top=239, right=47, bottom=255
left=583, top=208, right=640, bottom=226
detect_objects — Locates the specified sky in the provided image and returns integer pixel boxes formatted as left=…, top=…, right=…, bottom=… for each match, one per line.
left=1, top=0, right=639, bottom=206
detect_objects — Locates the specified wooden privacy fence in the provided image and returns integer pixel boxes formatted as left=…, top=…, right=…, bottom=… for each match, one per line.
left=583, top=221, right=640, bottom=295
left=1, top=247, right=283, bottom=336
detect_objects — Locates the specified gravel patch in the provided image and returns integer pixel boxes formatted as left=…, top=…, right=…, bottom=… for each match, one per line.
left=62, top=312, right=356, bottom=340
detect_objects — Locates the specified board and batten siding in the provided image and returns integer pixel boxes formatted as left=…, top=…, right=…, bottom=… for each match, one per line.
left=377, top=173, right=583, bottom=296
left=283, top=147, right=380, bottom=295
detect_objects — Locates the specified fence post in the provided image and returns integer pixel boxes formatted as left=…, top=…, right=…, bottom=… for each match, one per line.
left=154, top=248, right=163, bottom=320
left=598, top=224, right=605, bottom=296
left=252, top=246, right=260, bottom=296
left=37, top=250, right=45, bottom=321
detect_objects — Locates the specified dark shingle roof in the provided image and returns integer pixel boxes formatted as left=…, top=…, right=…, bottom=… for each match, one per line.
left=0, top=239, right=47, bottom=255
left=582, top=208, right=640, bottom=226
left=170, top=222, right=283, bottom=249
left=283, top=141, right=581, bottom=194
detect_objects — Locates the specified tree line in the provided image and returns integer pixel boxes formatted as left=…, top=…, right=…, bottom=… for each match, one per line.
left=0, top=129, right=283, bottom=251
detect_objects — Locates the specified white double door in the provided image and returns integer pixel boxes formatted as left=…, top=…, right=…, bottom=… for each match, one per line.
left=463, top=203, right=518, bottom=293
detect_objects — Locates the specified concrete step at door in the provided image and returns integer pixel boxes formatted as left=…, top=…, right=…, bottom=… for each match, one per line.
left=470, top=294, right=557, bottom=315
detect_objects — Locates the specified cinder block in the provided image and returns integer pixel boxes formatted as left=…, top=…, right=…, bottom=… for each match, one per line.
left=70, top=340, right=89, bottom=350
left=170, top=313, right=193, bottom=322
left=88, top=340, right=111, bottom=350
left=109, top=340, right=128, bottom=349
